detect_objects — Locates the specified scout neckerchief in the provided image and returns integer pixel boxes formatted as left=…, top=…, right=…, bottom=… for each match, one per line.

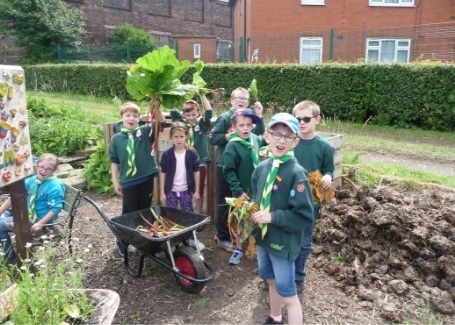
left=121, top=126, right=139, bottom=176
left=29, top=175, right=56, bottom=223
left=185, top=121, right=197, bottom=147
left=229, top=132, right=260, bottom=168
left=259, top=150, right=294, bottom=239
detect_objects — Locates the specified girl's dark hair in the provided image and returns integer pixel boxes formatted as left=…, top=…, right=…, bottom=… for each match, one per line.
left=169, top=121, right=189, bottom=137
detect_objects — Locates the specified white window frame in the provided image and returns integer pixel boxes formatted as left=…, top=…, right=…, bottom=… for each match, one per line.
left=301, top=0, right=325, bottom=5
left=366, top=38, right=411, bottom=63
left=300, top=37, right=323, bottom=64
left=194, top=44, right=201, bottom=59
left=369, top=0, right=414, bottom=7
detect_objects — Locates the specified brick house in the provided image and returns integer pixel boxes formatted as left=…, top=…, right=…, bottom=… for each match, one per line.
left=231, top=0, right=455, bottom=63
left=65, top=0, right=235, bottom=63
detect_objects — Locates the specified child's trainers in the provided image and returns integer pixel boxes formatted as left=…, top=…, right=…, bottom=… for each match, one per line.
left=188, top=238, right=206, bottom=250
left=263, top=316, right=284, bottom=324
left=229, top=248, right=243, bottom=265
left=213, top=235, right=234, bottom=253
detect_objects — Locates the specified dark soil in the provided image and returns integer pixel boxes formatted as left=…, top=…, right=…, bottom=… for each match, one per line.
left=60, top=135, right=455, bottom=324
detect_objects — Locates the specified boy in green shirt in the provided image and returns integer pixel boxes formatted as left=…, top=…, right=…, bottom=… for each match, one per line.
left=251, top=113, right=314, bottom=325
left=223, top=108, right=264, bottom=264
left=209, top=87, right=264, bottom=252
left=293, top=100, right=335, bottom=294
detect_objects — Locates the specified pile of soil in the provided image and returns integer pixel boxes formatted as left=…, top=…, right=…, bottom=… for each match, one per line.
left=313, top=181, right=455, bottom=323
left=68, top=177, right=455, bottom=324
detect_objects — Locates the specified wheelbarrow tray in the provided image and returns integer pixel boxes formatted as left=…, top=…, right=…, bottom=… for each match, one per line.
left=110, top=206, right=210, bottom=255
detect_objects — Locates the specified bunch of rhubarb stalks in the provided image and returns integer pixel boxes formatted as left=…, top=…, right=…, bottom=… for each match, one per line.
left=136, top=210, right=186, bottom=238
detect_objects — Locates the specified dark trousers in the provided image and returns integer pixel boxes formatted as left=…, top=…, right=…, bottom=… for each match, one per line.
left=294, top=205, right=320, bottom=283
left=215, top=166, right=232, bottom=241
left=121, top=177, right=154, bottom=214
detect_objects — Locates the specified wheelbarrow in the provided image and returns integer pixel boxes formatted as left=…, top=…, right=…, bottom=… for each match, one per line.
left=84, top=196, right=215, bottom=294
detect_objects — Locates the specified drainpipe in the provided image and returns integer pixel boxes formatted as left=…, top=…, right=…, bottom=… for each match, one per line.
left=243, top=0, right=247, bottom=63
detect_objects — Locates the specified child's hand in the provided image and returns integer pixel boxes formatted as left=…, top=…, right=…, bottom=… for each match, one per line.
left=252, top=211, right=272, bottom=224
left=31, top=223, right=42, bottom=234
left=114, top=184, right=123, bottom=197
left=320, top=175, right=332, bottom=190
left=160, top=193, right=166, bottom=205
left=238, top=193, right=250, bottom=201
left=253, top=101, right=263, bottom=118
left=193, top=192, right=200, bottom=200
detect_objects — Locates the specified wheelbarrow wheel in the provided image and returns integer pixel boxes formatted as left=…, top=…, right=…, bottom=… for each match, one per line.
left=173, top=246, right=206, bottom=294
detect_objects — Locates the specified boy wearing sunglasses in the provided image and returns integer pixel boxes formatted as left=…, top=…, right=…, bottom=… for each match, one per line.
left=292, top=100, right=335, bottom=294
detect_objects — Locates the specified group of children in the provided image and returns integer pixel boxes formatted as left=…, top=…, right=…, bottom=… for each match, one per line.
left=109, top=88, right=335, bottom=325
left=0, top=83, right=332, bottom=324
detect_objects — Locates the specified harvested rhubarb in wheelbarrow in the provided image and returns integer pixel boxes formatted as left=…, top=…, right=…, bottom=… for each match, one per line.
left=136, top=210, right=186, bottom=238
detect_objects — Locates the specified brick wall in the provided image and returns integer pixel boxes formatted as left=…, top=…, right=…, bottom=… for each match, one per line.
left=65, top=0, right=233, bottom=63
left=233, top=0, right=455, bottom=63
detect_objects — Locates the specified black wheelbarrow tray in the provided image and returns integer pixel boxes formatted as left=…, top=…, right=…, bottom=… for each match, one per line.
left=84, top=196, right=215, bottom=294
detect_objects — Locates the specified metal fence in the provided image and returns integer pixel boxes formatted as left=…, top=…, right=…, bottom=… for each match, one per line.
left=50, top=43, right=156, bottom=64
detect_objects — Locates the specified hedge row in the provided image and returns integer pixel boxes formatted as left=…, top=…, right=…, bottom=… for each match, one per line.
left=24, top=62, right=455, bottom=132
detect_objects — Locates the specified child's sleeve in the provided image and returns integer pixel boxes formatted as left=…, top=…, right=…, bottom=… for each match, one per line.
left=223, top=143, right=243, bottom=197
left=200, top=110, right=213, bottom=133
left=170, top=110, right=183, bottom=122
left=191, top=149, right=200, bottom=171
left=321, top=143, right=335, bottom=179
left=208, top=115, right=229, bottom=145
left=253, top=119, right=265, bottom=136
left=272, top=175, right=314, bottom=231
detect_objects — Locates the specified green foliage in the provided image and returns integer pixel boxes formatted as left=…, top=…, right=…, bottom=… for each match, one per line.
left=126, top=46, right=194, bottom=110
left=109, top=23, right=157, bottom=47
left=24, top=61, right=455, bottom=132
left=0, top=0, right=86, bottom=63
left=83, top=141, right=115, bottom=196
left=27, top=94, right=100, bottom=156
left=2, top=245, right=93, bottom=324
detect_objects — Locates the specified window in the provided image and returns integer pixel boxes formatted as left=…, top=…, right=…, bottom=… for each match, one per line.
left=300, top=37, right=323, bottom=64
left=216, top=41, right=232, bottom=62
left=301, top=0, right=325, bottom=5
left=366, top=39, right=411, bottom=62
left=194, top=44, right=201, bottom=59
left=369, top=0, right=414, bottom=7
left=150, top=31, right=172, bottom=47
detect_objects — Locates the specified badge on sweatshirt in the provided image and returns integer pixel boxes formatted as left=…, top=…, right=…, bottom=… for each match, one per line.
left=297, top=184, right=305, bottom=193
left=290, top=189, right=295, bottom=197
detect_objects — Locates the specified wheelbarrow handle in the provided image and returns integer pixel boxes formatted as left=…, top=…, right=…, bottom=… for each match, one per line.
left=84, top=196, right=123, bottom=241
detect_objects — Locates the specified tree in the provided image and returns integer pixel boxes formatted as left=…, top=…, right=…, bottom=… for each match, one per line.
left=109, top=23, right=157, bottom=47
left=0, top=0, right=86, bottom=63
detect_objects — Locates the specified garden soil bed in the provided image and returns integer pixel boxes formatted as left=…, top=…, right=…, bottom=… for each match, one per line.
left=66, top=181, right=455, bottom=325
left=61, top=139, right=455, bottom=324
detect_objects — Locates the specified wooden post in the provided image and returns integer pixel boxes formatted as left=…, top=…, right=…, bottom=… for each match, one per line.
left=7, top=179, right=33, bottom=263
left=206, top=144, right=217, bottom=222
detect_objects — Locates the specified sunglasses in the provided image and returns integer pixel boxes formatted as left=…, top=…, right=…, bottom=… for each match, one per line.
left=296, top=116, right=316, bottom=124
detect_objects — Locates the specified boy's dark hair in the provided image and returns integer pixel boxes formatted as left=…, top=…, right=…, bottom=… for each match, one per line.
left=182, top=100, right=199, bottom=114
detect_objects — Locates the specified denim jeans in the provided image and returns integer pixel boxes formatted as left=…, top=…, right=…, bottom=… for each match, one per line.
left=0, top=215, right=17, bottom=259
left=257, top=245, right=297, bottom=297
left=294, top=205, right=320, bottom=284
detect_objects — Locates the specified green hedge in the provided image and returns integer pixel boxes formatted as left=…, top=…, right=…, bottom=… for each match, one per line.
left=24, top=62, right=455, bottom=132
